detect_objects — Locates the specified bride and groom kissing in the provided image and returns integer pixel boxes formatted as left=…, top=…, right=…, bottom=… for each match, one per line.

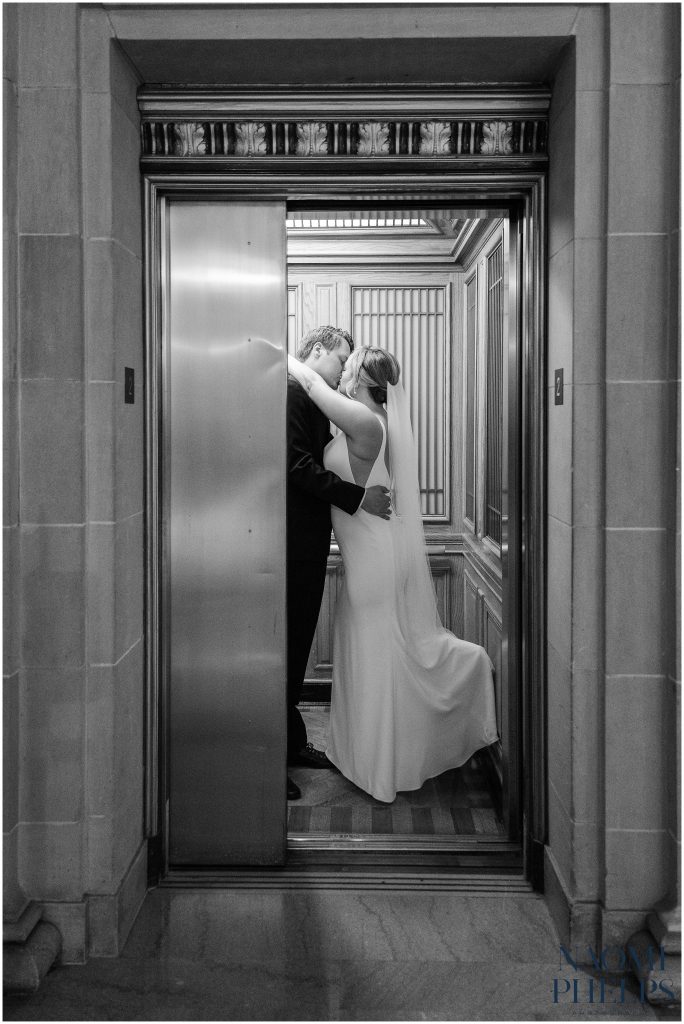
left=286, top=325, right=498, bottom=804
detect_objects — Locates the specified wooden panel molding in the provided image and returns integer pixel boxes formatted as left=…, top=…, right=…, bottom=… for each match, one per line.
left=305, top=560, right=344, bottom=681
left=464, top=570, right=481, bottom=646
left=484, top=602, right=503, bottom=737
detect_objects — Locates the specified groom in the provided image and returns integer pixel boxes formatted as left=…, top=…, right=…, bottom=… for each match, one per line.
left=287, top=326, right=390, bottom=799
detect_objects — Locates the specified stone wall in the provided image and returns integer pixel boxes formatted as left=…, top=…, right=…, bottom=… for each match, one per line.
left=3, top=3, right=147, bottom=962
left=544, top=2, right=680, bottom=951
left=544, top=7, right=609, bottom=948
left=3, top=0, right=680, bottom=964
left=602, top=3, right=680, bottom=945
left=4, top=0, right=22, bottom=930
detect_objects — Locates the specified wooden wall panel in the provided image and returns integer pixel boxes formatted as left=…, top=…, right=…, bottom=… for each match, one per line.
left=302, top=280, right=316, bottom=335
left=431, top=562, right=450, bottom=628
left=287, top=284, right=301, bottom=351
left=463, top=555, right=503, bottom=735
left=304, top=560, right=344, bottom=683
left=484, top=603, right=503, bottom=737
left=351, top=284, right=448, bottom=517
left=449, top=554, right=464, bottom=639
left=464, top=570, right=481, bottom=646
left=315, top=282, right=337, bottom=325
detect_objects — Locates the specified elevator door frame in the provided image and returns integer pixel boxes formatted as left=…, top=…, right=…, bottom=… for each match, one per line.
left=144, top=171, right=547, bottom=885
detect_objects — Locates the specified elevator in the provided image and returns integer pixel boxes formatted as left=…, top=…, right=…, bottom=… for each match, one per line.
left=141, top=89, right=548, bottom=883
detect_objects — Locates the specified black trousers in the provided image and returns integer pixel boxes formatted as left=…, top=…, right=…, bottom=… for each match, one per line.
left=287, top=555, right=328, bottom=759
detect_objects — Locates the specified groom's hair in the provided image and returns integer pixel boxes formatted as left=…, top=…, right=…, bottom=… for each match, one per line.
left=297, top=326, right=354, bottom=361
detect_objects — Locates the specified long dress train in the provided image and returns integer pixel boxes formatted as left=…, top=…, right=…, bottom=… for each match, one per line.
left=323, top=416, right=498, bottom=803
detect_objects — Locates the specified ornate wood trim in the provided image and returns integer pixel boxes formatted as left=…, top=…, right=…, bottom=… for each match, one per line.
left=138, top=88, right=549, bottom=167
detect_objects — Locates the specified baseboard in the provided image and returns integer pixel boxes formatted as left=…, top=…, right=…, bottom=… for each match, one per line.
left=87, top=840, right=148, bottom=957
left=544, top=845, right=571, bottom=946
left=37, top=841, right=149, bottom=964
left=301, top=682, right=331, bottom=702
left=543, top=845, right=601, bottom=954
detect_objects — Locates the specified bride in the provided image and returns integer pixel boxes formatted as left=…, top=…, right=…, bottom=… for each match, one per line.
left=287, top=345, right=498, bottom=803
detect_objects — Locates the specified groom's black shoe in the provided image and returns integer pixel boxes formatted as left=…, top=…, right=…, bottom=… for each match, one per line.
left=289, top=742, right=334, bottom=770
left=287, top=776, right=301, bottom=800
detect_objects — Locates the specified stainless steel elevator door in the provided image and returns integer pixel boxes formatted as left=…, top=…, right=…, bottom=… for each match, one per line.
left=166, top=201, right=287, bottom=865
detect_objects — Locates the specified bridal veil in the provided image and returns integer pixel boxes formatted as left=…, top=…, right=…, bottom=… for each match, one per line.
left=386, top=381, right=444, bottom=650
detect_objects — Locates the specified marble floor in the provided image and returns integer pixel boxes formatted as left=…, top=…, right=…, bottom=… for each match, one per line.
left=290, top=706, right=503, bottom=837
left=4, top=888, right=679, bottom=1021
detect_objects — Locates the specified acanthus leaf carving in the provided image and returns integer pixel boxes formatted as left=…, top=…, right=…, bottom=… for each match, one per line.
left=480, top=121, right=514, bottom=155
left=173, top=122, right=207, bottom=157
left=234, top=122, right=268, bottom=156
left=357, top=123, right=390, bottom=156
left=295, top=122, right=328, bottom=157
left=419, top=122, right=452, bottom=156
left=143, top=115, right=545, bottom=160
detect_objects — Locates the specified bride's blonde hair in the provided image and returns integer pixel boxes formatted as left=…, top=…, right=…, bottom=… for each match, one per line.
left=347, top=347, right=400, bottom=404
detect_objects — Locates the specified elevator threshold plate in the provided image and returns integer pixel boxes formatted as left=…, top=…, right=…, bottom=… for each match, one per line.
left=288, top=832, right=513, bottom=852
left=161, top=870, right=534, bottom=893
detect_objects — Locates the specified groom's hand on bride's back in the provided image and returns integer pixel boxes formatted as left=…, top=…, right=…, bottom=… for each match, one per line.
left=361, top=485, right=391, bottom=520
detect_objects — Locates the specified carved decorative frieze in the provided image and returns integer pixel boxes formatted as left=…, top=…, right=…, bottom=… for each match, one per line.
left=481, top=121, right=514, bottom=155
left=295, top=121, right=329, bottom=156
left=419, top=121, right=452, bottom=156
left=141, top=118, right=547, bottom=160
left=173, top=122, right=206, bottom=156
left=357, top=122, right=391, bottom=156
left=234, top=121, right=268, bottom=156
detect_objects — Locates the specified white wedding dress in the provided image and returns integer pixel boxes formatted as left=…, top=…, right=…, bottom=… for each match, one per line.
left=323, top=414, right=499, bottom=802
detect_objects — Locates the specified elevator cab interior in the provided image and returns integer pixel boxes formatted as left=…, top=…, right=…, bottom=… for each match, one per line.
left=285, top=210, right=509, bottom=855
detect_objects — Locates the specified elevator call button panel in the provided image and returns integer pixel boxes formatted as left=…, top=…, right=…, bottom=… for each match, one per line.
left=554, top=368, right=564, bottom=406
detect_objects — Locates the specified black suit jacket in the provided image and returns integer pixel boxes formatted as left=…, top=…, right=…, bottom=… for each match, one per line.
left=287, top=374, right=364, bottom=562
